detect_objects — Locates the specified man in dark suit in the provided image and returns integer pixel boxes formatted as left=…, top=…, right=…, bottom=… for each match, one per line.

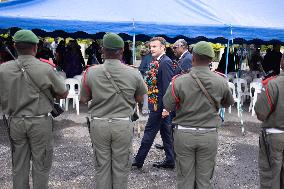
left=132, top=37, right=175, bottom=169
left=262, top=44, right=283, bottom=75
left=173, top=39, right=192, bottom=75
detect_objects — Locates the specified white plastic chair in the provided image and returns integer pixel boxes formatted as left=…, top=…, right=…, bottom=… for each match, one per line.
left=226, top=72, right=236, bottom=83
left=252, top=78, right=262, bottom=83
left=233, top=78, right=250, bottom=105
left=228, top=82, right=240, bottom=116
left=226, top=74, right=234, bottom=82
left=244, top=75, right=253, bottom=84
left=74, top=75, right=83, bottom=84
left=251, top=71, right=260, bottom=79
left=249, top=82, right=262, bottom=116
left=63, top=78, right=80, bottom=115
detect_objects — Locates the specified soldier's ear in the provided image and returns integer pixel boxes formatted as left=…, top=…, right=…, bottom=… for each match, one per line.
left=33, top=44, right=38, bottom=55
left=192, top=54, right=195, bottom=63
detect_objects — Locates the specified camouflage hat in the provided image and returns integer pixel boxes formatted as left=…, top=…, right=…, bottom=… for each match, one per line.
left=13, top=30, right=39, bottom=44
left=193, top=41, right=215, bottom=58
left=103, top=33, right=124, bottom=49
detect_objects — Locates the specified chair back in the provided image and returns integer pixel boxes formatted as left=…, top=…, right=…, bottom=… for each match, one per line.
left=228, top=82, right=237, bottom=101
left=233, top=78, right=248, bottom=93
left=65, top=78, right=80, bottom=96
left=74, top=75, right=83, bottom=84
left=249, top=82, right=262, bottom=97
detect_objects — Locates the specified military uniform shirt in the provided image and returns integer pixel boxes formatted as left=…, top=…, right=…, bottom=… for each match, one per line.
left=80, top=59, right=147, bottom=118
left=0, top=55, right=67, bottom=116
left=255, top=72, right=284, bottom=128
left=163, top=66, right=234, bottom=127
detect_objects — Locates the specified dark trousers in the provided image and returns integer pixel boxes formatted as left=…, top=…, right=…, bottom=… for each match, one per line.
left=135, top=110, right=174, bottom=165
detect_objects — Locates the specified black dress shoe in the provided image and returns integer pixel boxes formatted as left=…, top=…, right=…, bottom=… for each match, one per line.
left=153, top=160, right=175, bottom=169
left=132, top=160, right=143, bottom=169
left=154, top=144, right=164, bottom=150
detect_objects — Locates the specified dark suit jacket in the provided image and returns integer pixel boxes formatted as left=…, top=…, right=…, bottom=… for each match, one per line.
left=138, top=53, right=152, bottom=76
left=174, top=51, right=192, bottom=75
left=148, top=54, right=174, bottom=112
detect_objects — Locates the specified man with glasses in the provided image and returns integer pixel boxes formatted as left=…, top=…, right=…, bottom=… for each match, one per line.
left=172, top=39, right=192, bottom=75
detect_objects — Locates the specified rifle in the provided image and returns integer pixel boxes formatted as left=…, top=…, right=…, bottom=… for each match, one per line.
left=2, top=115, right=14, bottom=153
left=261, top=128, right=272, bottom=168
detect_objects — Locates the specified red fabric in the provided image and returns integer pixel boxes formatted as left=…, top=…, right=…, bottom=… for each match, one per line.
left=213, top=70, right=227, bottom=78
left=171, top=74, right=181, bottom=109
left=39, top=58, right=56, bottom=68
left=82, top=67, right=92, bottom=96
left=262, top=76, right=277, bottom=112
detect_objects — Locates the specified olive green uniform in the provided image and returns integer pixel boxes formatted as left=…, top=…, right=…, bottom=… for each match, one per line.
left=0, top=55, right=67, bottom=189
left=163, top=66, right=234, bottom=189
left=255, top=72, right=284, bottom=189
left=80, top=59, right=147, bottom=189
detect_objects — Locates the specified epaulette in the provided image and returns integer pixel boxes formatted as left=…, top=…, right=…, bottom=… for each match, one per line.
left=39, top=58, right=56, bottom=68
left=82, top=65, right=97, bottom=96
left=262, top=76, right=277, bottom=86
left=213, top=70, right=227, bottom=78
left=171, top=74, right=182, bottom=109
left=125, top=64, right=138, bottom=69
left=262, top=76, right=277, bottom=114
left=171, top=74, right=182, bottom=82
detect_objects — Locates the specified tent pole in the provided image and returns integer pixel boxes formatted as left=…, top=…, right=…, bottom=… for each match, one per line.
left=220, top=26, right=232, bottom=123
left=132, top=18, right=136, bottom=65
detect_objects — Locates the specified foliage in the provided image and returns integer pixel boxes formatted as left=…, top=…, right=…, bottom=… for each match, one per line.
left=260, top=45, right=273, bottom=52
left=209, top=42, right=225, bottom=51
left=0, top=33, right=9, bottom=38
left=77, top=38, right=92, bottom=45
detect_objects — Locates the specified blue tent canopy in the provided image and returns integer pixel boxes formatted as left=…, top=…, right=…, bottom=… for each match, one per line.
left=0, top=0, right=284, bottom=42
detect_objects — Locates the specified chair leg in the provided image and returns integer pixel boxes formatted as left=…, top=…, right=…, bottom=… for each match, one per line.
left=237, top=101, right=240, bottom=117
left=76, top=97, right=79, bottom=115
left=60, top=99, right=65, bottom=108
left=248, top=98, right=253, bottom=112
left=228, top=106, right=231, bottom=114
left=65, top=98, right=69, bottom=111
left=252, top=96, right=257, bottom=116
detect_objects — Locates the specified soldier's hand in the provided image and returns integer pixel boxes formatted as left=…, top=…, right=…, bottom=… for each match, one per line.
left=162, top=109, right=169, bottom=118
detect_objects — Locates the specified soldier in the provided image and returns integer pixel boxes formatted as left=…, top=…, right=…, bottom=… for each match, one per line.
left=0, top=30, right=68, bottom=189
left=80, top=33, right=147, bottom=189
left=254, top=53, right=284, bottom=189
left=163, top=41, right=234, bottom=189
left=172, top=39, right=192, bottom=75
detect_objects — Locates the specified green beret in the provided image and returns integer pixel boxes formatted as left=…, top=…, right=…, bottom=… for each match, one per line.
left=103, top=33, right=124, bottom=49
left=13, top=30, right=39, bottom=44
left=193, top=41, right=215, bottom=58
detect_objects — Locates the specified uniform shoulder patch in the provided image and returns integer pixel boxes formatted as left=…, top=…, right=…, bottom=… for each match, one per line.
left=171, top=74, right=182, bottom=82
left=262, top=76, right=277, bottom=86
left=39, top=58, right=56, bottom=68
left=213, top=70, right=227, bottom=78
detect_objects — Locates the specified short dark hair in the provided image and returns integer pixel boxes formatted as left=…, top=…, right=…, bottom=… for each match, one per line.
left=15, top=42, right=36, bottom=55
left=193, top=52, right=212, bottom=63
left=103, top=47, right=122, bottom=55
left=150, top=37, right=167, bottom=46
left=103, top=47, right=123, bottom=59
